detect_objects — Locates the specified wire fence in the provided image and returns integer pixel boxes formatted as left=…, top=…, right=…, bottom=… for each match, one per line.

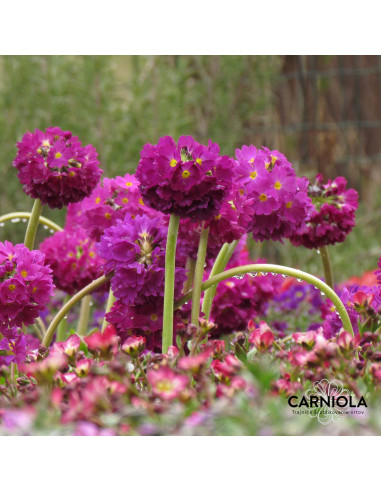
left=253, top=55, right=381, bottom=205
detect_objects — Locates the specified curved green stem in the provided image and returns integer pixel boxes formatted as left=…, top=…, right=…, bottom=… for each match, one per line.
left=24, top=199, right=44, bottom=250
left=102, top=287, right=116, bottom=332
left=162, top=214, right=180, bottom=354
left=191, top=226, right=209, bottom=327
left=77, top=295, right=92, bottom=336
left=319, top=245, right=334, bottom=289
left=175, top=264, right=353, bottom=336
left=42, top=274, right=111, bottom=347
left=202, top=239, right=239, bottom=320
left=0, top=211, right=63, bottom=233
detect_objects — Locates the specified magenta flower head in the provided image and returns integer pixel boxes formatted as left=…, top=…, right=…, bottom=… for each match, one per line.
left=66, top=173, right=156, bottom=241
left=0, top=241, right=54, bottom=329
left=290, top=174, right=359, bottom=249
left=13, top=127, right=102, bottom=209
left=136, top=135, right=234, bottom=220
left=235, top=145, right=313, bottom=242
left=106, top=302, right=163, bottom=351
left=39, top=226, right=105, bottom=295
left=98, top=213, right=186, bottom=307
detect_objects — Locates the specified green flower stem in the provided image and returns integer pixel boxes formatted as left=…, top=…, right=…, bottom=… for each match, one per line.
left=42, top=274, right=111, bottom=347
left=319, top=245, right=334, bottom=289
left=175, top=263, right=353, bottom=336
left=0, top=211, right=63, bottom=233
left=191, top=225, right=210, bottom=327
left=24, top=199, right=44, bottom=250
left=202, top=239, right=239, bottom=320
left=162, top=214, right=180, bottom=354
left=182, top=257, right=196, bottom=294
left=102, top=287, right=116, bottom=332
left=56, top=314, right=68, bottom=342
left=56, top=295, right=71, bottom=342
left=77, top=295, right=92, bottom=336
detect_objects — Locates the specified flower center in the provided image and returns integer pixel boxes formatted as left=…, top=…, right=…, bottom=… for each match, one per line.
left=259, top=193, right=268, bottom=202
left=286, top=201, right=292, bottom=209
left=8, top=284, right=16, bottom=291
left=182, top=170, right=190, bottom=179
left=137, top=232, right=154, bottom=266
left=169, top=159, right=177, bottom=168
left=156, top=380, right=173, bottom=393
left=274, top=181, right=282, bottom=190
left=55, top=152, right=62, bottom=159
left=196, top=158, right=202, bottom=165
left=151, top=314, right=158, bottom=321
left=21, top=270, right=27, bottom=278
left=250, top=171, right=257, bottom=179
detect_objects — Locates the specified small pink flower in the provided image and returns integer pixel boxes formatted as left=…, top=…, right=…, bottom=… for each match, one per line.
left=249, top=322, right=274, bottom=351
left=121, top=336, right=146, bottom=357
left=75, top=358, right=92, bottom=377
left=84, top=324, right=119, bottom=359
left=178, top=348, right=213, bottom=372
left=336, top=331, right=359, bottom=351
left=147, top=366, right=189, bottom=401
left=53, top=334, right=81, bottom=357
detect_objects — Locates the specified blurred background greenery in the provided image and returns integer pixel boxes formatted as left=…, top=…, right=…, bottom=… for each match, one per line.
left=0, top=55, right=380, bottom=281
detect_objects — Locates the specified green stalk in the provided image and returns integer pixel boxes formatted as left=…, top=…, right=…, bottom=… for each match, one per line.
left=175, top=263, right=353, bottom=335
left=182, top=257, right=196, bottom=294
left=102, top=287, right=116, bottom=332
left=24, top=199, right=44, bottom=250
left=191, top=225, right=209, bottom=327
left=202, top=239, right=239, bottom=320
left=42, top=274, right=111, bottom=347
left=77, top=295, right=92, bottom=336
left=56, top=295, right=71, bottom=341
left=319, top=245, right=334, bottom=289
left=162, top=214, right=180, bottom=354
left=0, top=211, right=62, bottom=232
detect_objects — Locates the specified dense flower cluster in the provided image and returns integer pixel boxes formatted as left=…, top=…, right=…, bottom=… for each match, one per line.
left=136, top=136, right=234, bottom=220
left=210, top=253, right=282, bottom=336
left=66, top=173, right=156, bottom=241
left=290, top=174, right=359, bottom=249
left=39, top=227, right=105, bottom=295
left=2, top=318, right=381, bottom=435
left=234, top=145, right=313, bottom=242
left=13, top=127, right=102, bottom=208
left=106, top=302, right=163, bottom=351
left=0, top=241, right=54, bottom=331
left=98, top=213, right=186, bottom=308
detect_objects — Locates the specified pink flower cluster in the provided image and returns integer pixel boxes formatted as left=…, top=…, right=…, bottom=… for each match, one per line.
left=39, top=227, right=105, bottom=295
left=136, top=136, right=234, bottom=220
left=13, top=127, right=102, bottom=209
left=235, top=146, right=313, bottom=242
left=290, top=174, right=358, bottom=248
left=67, top=173, right=156, bottom=241
left=0, top=241, right=54, bottom=332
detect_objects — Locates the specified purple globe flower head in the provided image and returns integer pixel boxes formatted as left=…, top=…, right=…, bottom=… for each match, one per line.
left=205, top=184, right=255, bottom=247
left=106, top=302, right=164, bottom=351
left=39, top=226, right=106, bottom=295
left=66, top=173, right=158, bottom=241
left=290, top=174, right=359, bottom=249
left=210, top=254, right=282, bottom=336
left=13, top=127, right=102, bottom=209
left=98, top=213, right=186, bottom=307
left=136, top=135, right=235, bottom=220
left=0, top=241, right=54, bottom=330
left=235, top=145, right=313, bottom=242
